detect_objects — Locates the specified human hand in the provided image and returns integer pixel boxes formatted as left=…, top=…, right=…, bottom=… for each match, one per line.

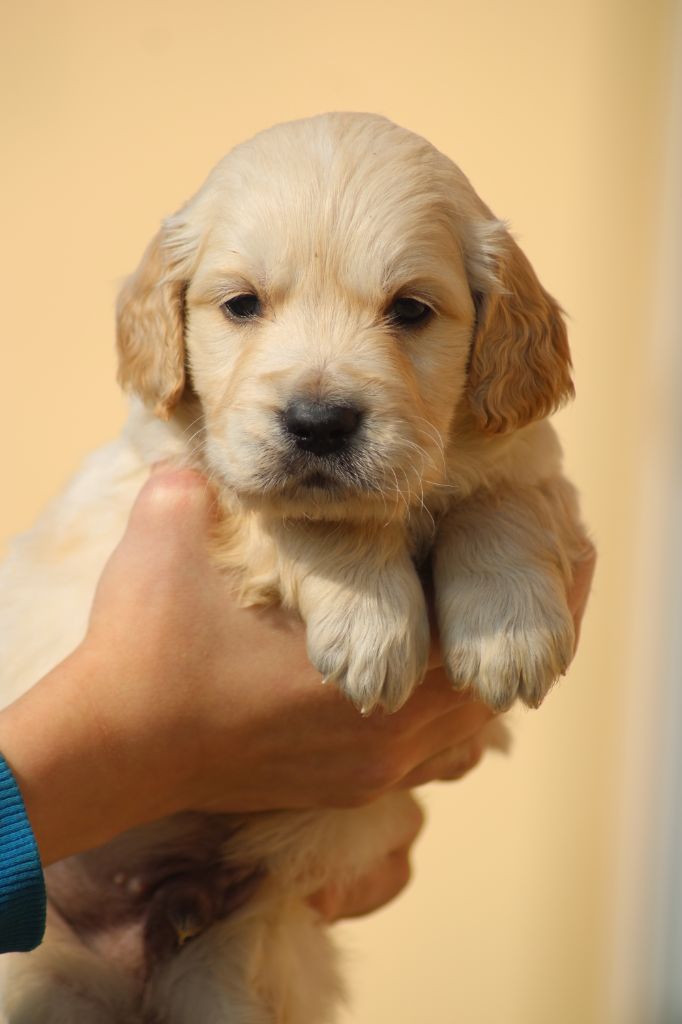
left=83, top=467, right=496, bottom=808
left=309, top=797, right=424, bottom=923
left=2, top=468, right=593, bottom=868
left=0, top=468, right=496, bottom=866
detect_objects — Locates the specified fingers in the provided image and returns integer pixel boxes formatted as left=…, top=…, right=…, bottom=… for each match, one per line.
left=393, top=687, right=495, bottom=788
left=377, top=668, right=481, bottom=733
left=344, top=688, right=494, bottom=801
left=389, top=672, right=495, bottom=747
left=310, top=800, right=424, bottom=922
left=309, top=848, right=412, bottom=922
left=329, top=848, right=413, bottom=920
left=399, top=738, right=484, bottom=788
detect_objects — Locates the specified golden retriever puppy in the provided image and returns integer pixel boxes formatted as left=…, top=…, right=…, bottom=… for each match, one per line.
left=0, top=112, right=587, bottom=1023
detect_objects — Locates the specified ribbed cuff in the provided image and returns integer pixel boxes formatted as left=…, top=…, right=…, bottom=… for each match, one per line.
left=0, top=753, right=46, bottom=953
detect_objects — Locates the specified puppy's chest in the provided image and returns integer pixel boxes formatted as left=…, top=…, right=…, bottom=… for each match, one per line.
left=211, top=501, right=447, bottom=612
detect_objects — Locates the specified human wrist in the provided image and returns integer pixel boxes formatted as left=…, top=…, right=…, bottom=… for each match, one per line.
left=0, top=644, right=157, bottom=866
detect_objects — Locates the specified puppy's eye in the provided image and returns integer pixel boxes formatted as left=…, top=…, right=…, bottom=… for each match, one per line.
left=387, top=297, right=433, bottom=329
left=222, top=294, right=260, bottom=319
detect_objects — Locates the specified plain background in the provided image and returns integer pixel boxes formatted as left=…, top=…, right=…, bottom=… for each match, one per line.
left=1, top=1, right=678, bottom=1021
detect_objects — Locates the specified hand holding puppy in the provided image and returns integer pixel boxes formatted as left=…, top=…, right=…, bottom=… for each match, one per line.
left=0, top=467, right=508, bottom=870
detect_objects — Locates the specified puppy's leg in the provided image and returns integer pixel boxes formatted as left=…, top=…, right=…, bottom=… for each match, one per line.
left=273, top=522, right=429, bottom=714
left=147, top=891, right=343, bottom=1024
left=1, top=907, right=141, bottom=1024
left=434, top=481, right=581, bottom=711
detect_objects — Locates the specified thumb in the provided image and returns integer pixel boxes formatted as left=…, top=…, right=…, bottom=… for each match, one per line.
left=126, top=467, right=218, bottom=562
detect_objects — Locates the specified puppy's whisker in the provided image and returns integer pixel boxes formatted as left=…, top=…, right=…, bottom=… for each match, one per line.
left=387, top=465, right=409, bottom=520
left=415, top=472, right=436, bottom=536
left=395, top=465, right=417, bottom=524
left=412, top=416, right=446, bottom=455
left=181, top=416, right=207, bottom=450
left=182, top=412, right=206, bottom=435
left=375, top=472, right=390, bottom=524
left=403, top=435, right=444, bottom=481
left=184, top=418, right=206, bottom=442
left=401, top=441, right=431, bottom=483
left=184, top=429, right=207, bottom=456
left=411, top=418, right=447, bottom=476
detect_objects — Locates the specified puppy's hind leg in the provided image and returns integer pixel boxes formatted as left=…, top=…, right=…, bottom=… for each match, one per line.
left=1, top=911, right=141, bottom=1024
left=148, top=897, right=343, bottom=1024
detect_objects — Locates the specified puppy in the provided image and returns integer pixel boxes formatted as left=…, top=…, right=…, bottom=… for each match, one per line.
left=0, top=112, right=588, bottom=1023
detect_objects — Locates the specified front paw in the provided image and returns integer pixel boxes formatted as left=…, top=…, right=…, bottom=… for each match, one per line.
left=306, top=590, right=429, bottom=714
left=439, top=583, right=575, bottom=711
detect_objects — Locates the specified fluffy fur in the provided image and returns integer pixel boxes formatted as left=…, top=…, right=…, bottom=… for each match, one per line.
left=0, top=113, right=587, bottom=1022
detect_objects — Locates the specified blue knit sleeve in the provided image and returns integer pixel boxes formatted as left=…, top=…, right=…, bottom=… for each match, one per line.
left=0, top=753, right=46, bottom=953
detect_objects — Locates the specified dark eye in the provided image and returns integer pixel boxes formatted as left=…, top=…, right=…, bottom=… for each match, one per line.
left=222, top=293, right=260, bottom=319
left=387, top=297, right=432, bottom=328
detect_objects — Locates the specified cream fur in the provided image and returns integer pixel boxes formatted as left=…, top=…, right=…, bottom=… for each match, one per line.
left=0, top=112, right=587, bottom=1022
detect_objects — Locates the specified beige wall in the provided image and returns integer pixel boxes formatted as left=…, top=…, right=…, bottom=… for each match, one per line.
left=1, top=1, right=675, bottom=1021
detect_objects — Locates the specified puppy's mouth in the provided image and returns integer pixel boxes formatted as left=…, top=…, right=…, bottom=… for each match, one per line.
left=211, top=440, right=420, bottom=523
left=260, top=451, right=371, bottom=499
left=299, top=470, right=339, bottom=492
left=236, top=440, right=382, bottom=508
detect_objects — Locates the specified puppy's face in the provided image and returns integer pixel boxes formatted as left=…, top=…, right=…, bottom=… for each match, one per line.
left=117, top=114, right=573, bottom=521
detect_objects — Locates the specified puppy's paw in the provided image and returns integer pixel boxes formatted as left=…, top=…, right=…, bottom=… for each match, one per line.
left=439, top=581, right=575, bottom=711
left=306, top=586, right=429, bottom=714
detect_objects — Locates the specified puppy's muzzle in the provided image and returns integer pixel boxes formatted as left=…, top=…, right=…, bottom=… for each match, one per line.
left=282, top=399, right=362, bottom=456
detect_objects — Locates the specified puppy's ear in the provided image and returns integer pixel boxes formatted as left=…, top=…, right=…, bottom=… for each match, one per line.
left=116, top=224, right=187, bottom=420
left=464, top=223, right=574, bottom=434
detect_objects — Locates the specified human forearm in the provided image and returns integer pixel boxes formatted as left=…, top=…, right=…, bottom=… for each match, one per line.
left=0, top=645, right=162, bottom=867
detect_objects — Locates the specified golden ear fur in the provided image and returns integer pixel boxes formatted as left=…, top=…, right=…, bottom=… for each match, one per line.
left=116, top=225, right=187, bottom=420
left=465, top=225, right=574, bottom=434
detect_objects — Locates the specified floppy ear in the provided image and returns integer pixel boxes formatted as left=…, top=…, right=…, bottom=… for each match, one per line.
left=465, top=225, right=574, bottom=434
left=116, top=225, right=187, bottom=420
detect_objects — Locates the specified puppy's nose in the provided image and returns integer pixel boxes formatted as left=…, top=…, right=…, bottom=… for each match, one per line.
left=283, top=400, right=361, bottom=456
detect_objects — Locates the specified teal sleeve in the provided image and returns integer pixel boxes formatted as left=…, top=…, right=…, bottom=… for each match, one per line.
left=0, top=753, right=46, bottom=953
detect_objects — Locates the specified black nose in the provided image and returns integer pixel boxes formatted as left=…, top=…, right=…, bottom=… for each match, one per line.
left=283, top=400, right=361, bottom=456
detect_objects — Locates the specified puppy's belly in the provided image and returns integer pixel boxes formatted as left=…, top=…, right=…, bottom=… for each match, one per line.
left=45, top=813, right=262, bottom=981
left=43, top=792, right=420, bottom=994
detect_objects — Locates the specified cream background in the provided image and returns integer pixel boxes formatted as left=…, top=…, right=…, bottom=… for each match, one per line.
left=0, top=1, right=676, bottom=1021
